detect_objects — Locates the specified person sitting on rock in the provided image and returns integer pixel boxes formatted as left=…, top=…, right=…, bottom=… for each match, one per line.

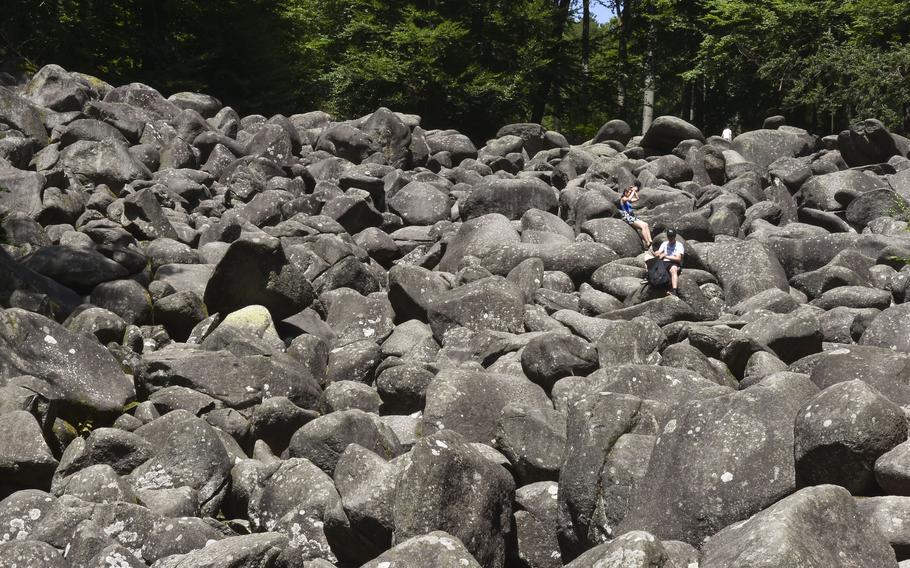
left=655, top=228, right=684, bottom=296
left=619, top=181, right=652, bottom=247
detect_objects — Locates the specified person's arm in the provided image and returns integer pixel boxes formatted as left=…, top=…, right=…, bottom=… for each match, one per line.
left=666, top=244, right=684, bottom=262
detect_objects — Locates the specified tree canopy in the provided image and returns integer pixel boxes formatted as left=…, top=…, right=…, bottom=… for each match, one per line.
left=3, top=0, right=909, bottom=141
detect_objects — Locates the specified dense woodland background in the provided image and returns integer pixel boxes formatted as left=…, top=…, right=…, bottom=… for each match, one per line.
left=4, top=0, right=910, bottom=142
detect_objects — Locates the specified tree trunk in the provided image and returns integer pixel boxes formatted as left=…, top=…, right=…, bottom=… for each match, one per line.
left=615, top=0, right=630, bottom=116
left=582, top=0, right=591, bottom=72
left=642, top=63, right=655, bottom=135
left=531, top=0, right=572, bottom=124
left=689, top=81, right=698, bottom=124
left=641, top=5, right=655, bottom=135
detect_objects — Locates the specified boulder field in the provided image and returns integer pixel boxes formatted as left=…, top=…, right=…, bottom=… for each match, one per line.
left=1, top=64, right=910, bottom=567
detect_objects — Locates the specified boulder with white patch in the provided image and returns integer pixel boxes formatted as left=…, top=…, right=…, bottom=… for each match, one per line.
left=563, top=531, right=675, bottom=568
left=619, top=372, right=819, bottom=546
left=127, top=417, right=232, bottom=516
left=361, top=531, right=483, bottom=568
left=247, top=457, right=355, bottom=564
left=795, top=379, right=907, bottom=494
left=422, top=368, right=551, bottom=445
left=392, top=430, right=514, bottom=568
left=287, top=409, right=403, bottom=476
left=700, top=485, right=898, bottom=567
left=0, top=308, right=135, bottom=420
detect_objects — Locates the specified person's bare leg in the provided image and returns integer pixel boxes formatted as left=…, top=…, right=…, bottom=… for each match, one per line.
left=633, top=220, right=651, bottom=246
left=670, top=265, right=679, bottom=292
left=641, top=222, right=652, bottom=246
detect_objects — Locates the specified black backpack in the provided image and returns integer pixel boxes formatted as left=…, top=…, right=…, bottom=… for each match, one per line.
left=646, top=257, right=671, bottom=288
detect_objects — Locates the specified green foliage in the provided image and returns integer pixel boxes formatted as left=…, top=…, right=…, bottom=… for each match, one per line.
left=2, top=0, right=909, bottom=141
left=690, top=0, right=910, bottom=132
left=284, top=0, right=555, bottom=138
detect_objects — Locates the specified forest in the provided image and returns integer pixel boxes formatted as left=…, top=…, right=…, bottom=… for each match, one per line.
left=3, top=0, right=910, bottom=143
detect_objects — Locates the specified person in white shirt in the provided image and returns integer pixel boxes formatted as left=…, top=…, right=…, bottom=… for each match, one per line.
left=722, top=127, right=733, bottom=141
left=655, top=228, right=684, bottom=296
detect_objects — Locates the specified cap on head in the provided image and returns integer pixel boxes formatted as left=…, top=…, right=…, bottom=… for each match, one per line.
left=666, top=228, right=677, bottom=239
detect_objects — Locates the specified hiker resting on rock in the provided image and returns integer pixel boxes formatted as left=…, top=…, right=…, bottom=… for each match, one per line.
left=620, top=181, right=652, bottom=248
left=655, top=228, right=684, bottom=296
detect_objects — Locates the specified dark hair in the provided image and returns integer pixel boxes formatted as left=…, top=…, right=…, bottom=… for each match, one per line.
left=633, top=180, right=642, bottom=189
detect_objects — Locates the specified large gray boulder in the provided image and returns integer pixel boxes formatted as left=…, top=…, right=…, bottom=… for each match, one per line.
left=247, top=457, right=349, bottom=562
left=362, top=531, right=482, bottom=568
left=127, top=416, right=232, bottom=516
left=520, top=333, right=598, bottom=390
left=795, top=380, right=907, bottom=494
left=740, top=307, right=823, bottom=364
left=513, top=481, right=562, bottom=568
left=103, top=82, right=181, bottom=121
left=426, top=276, right=525, bottom=339
left=480, top=242, right=617, bottom=285
left=694, top=239, right=789, bottom=305
left=0, top=164, right=44, bottom=216
left=808, top=345, right=910, bottom=406
left=732, top=128, right=813, bottom=172
left=423, top=368, right=551, bottom=444
left=581, top=364, right=730, bottom=406
left=595, top=318, right=664, bottom=368
left=151, top=533, right=288, bottom=568
left=58, top=139, right=152, bottom=189
left=393, top=430, right=514, bottom=568
left=426, top=130, right=478, bottom=163
left=460, top=178, right=558, bottom=221
left=797, top=169, right=888, bottom=211
left=136, top=347, right=321, bottom=410
left=249, top=458, right=347, bottom=541
left=287, top=409, right=402, bottom=476
left=860, top=304, right=910, bottom=353
left=0, top=308, right=135, bottom=419
left=362, top=107, right=412, bottom=168
left=22, top=245, right=128, bottom=293
left=0, top=86, right=48, bottom=145
left=557, top=392, right=660, bottom=556
left=640, top=116, right=705, bottom=153
left=388, top=181, right=450, bottom=225
left=838, top=118, right=900, bottom=167
left=438, top=213, right=520, bottom=273
left=0, top=248, right=82, bottom=320
left=846, top=188, right=909, bottom=229
left=387, top=264, right=450, bottom=322
left=594, top=119, right=632, bottom=145
left=564, top=531, right=676, bottom=568
left=700, top=485, right=898, bottom=567
left=858, top=496, right=910, bottom=561
left=203, top=236, right=316, bottom=322
left=333, top=444, right=400, bottom=558
left=0, top=540, right=67, bottom=568
left=619, top=372, right=819, bottom=546
left=495, top=404, right=566, bottom=484
left=0, top=411, right=58, bottom=498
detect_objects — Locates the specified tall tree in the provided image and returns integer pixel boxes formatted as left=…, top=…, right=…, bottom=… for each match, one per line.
left=530, top=0, right=572, bottom=124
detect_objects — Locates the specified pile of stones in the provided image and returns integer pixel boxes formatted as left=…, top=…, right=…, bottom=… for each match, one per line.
left=0, top=64, right=910, bottom=567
